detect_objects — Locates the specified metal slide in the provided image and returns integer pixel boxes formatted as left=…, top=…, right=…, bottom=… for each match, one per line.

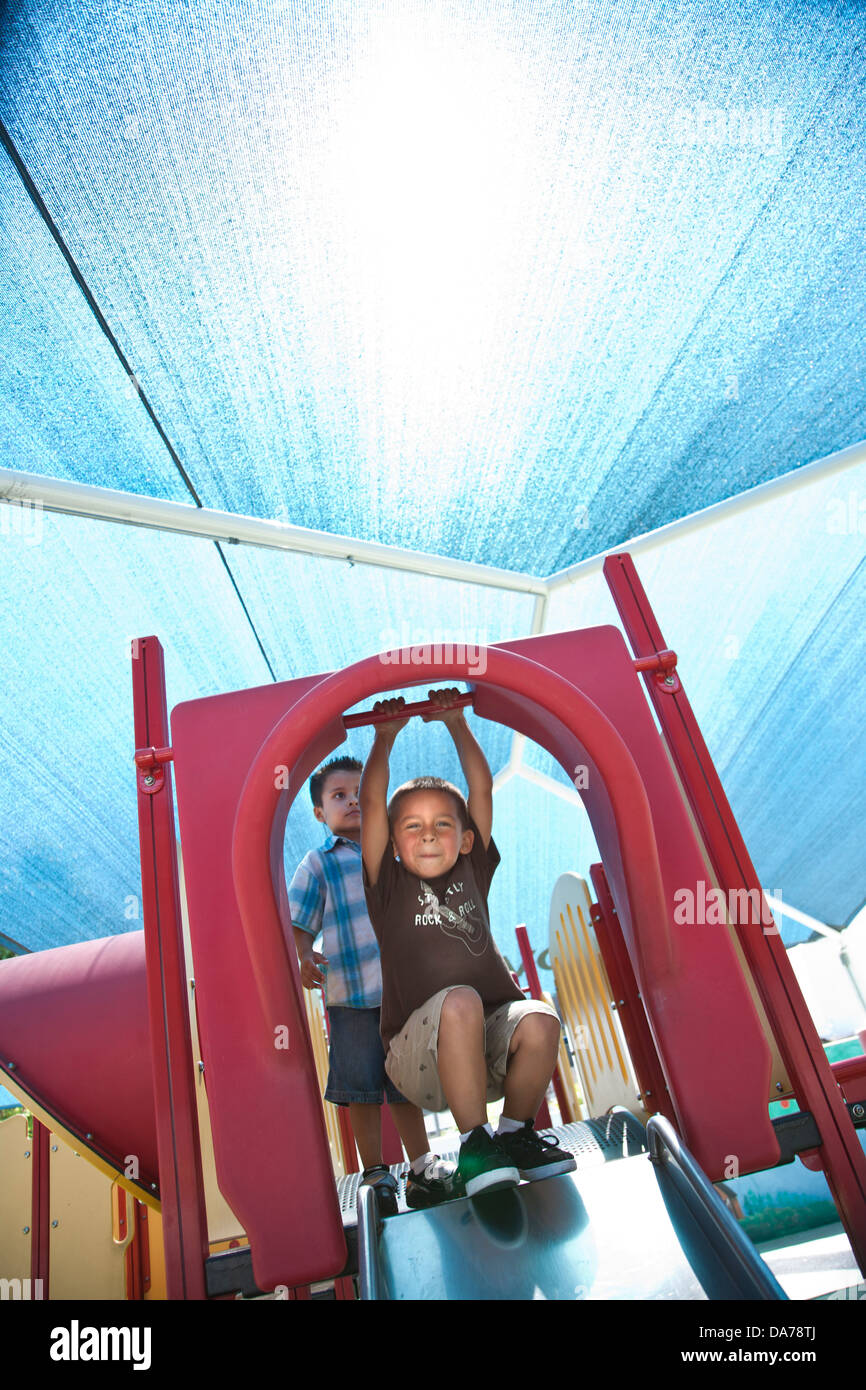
left=357, top=1115, right=787, bottom=1301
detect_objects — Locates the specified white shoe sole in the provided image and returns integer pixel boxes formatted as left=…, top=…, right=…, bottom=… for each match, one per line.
left=464, top=1164, right=520, bottom=1197
left=517, top=1156, right=577, bottom=1181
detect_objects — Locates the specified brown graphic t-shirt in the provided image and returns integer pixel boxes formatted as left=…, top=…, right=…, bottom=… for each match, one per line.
left=363, top=816, right=525, bottom=1050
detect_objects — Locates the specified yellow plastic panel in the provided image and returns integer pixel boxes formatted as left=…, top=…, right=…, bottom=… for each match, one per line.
left=0, top=1112, right=33, bottom=1288
left=178, top=848, right=249, bottom=1244
left=303, top=986, right=347, bottom=1179
left=0, top=1072, right=158, bottom=1212
left=48, top=1140, right=130, bottom=1299
left=549, top=873, right=644, bottom=1121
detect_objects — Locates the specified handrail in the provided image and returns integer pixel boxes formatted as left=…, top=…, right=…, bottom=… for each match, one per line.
left=231, top=645, right=674, bottom=1041
left=343, top=691, right=473, bottom=728
left=646, top=1115, right=787, bottom=1300
left=356, top=1184, right=385, bottom=1300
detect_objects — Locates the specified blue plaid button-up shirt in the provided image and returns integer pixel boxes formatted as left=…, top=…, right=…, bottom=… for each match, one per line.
left=287, top=833, right=382, bottom=1009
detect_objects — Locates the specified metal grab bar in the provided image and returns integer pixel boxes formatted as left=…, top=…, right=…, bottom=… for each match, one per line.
left=646, top=1115, right=787, bottom=1300
left=356, top=1183, right=385, bottom=1300
left=343, top=691, right=473, bottom=728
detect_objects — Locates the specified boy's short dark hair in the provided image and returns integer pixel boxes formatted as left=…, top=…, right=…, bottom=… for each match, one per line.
left=387, top=777, right=469, bottom=831
left=310, top=756, right=363, bottom=808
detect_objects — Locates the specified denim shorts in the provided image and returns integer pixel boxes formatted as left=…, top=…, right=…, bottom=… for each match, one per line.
left=325, top=1006, right=409, bottom=1106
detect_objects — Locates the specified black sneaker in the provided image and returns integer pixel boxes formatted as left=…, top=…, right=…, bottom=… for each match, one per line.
left=361, top=1165, right=399, bottom=1217
left=405, top=1156, right=462, bottom=1209
left=456, top=1127, right=520, bottom=1197
left=496, top=1122, right=577, bottom=1181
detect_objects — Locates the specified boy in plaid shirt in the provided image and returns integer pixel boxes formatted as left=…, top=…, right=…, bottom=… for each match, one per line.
left=289, top=756, right=455, bottom=1212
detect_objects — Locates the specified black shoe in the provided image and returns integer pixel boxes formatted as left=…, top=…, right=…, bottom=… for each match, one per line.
left=405, top=1156, right=462, bottom=1209
left=361, top=1165, right=399, bottom=1217
left=456, top=1127, right=520, bottom=1197
left=496, top=1122, right=577, bottom=1181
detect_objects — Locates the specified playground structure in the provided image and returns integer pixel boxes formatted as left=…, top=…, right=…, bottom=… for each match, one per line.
left=1, top=552, right=866, bottom=1299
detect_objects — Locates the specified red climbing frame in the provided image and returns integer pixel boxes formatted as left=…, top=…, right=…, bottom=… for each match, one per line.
left=183, top=628, right=776, bottom=1290
left=132, top=637, right=209, bottom=1300
left=128, top=562, right=853, bottom=1292
left=7, top=557, right=854, bottom=1299
left=604, top=551, right=866, bottom=1273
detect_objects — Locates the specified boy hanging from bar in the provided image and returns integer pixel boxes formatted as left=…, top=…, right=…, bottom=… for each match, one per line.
left=360, top=688, right=576, bottom=1197
left=289, top=756, right=456, bottom=1214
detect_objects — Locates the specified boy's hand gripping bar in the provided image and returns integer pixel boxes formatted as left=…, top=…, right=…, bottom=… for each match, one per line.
left=343, top=690, right=474, bottom=729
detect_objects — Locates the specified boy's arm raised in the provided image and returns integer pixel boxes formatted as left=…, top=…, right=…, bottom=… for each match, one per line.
left=359, top=699, right=408, bottom=884
left=423, top=688, right=493, bottom=848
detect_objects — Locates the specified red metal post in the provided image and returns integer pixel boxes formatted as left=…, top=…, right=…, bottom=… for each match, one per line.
left=514, top=925, right=554, bottom=1130
left=551, top=1074, right=575, bottom=1126
left=589, top=864, right=674, bottom=1123
left=604, top=551, right=866, bottom=1272
left=547, top=1052, right=575, bottom=1125
left=337, top=1107, right=360, bottom=1174
left=132, top=636, right=210, bottom=1299
left=124, top=1202, right=145, bottom=1300
left=30, top=1118, right=50, bottom=1300
left=138, top=1204, right=152, bottom=1297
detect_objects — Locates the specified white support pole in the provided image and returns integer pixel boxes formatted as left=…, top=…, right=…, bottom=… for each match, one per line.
left=0, top=468, right=547, bottom=598
left=530, top=591, right=548, bottom=634
left=516, top=765, right=585, bottom=806
left=764, top=896, right=839, bottom=941
left=546, top=439, right=866, bottom=591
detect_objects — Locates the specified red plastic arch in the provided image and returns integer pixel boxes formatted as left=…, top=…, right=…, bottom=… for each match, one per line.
left=232, top=644, right=672, bottom=1039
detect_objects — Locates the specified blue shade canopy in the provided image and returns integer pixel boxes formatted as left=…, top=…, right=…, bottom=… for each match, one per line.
left=1, top=1, right=865, bottom=979
left=2, top=0, right=865, bottom=566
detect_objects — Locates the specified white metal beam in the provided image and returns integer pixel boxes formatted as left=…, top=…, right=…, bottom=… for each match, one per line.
left=545, top=439, right=866, bottom=590
left=516, top=765, right=585, bottom=806
left=4, top=438, right=862, bottom=599
left=764, top=895, right=839, bottom=940
left=0, top=467, right=547, bottom=598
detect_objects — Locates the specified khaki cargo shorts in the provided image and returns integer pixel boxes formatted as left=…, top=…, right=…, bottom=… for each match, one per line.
left=384, top=985, right=560, bottom=1113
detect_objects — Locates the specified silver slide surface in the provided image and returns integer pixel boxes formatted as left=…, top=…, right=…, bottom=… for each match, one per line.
left=358, top=1116, right=788, bottom=1301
